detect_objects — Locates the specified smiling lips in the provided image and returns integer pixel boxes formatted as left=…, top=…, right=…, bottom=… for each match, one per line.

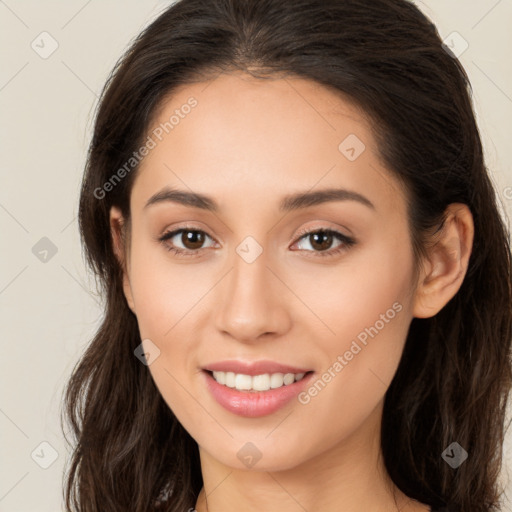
left=202, top=360, right=315, bottom=417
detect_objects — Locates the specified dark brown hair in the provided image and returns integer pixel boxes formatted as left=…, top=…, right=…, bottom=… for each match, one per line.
left=63, top=0, right=512, bottom=510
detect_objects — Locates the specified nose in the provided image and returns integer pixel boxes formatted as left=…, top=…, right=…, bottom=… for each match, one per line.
left=214, top=248, right=292, bottom=343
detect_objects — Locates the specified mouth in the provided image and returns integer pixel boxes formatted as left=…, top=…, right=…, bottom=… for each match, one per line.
left=203, top=369, right=314, bottom=393
left=200, top=359, right=316, bottom=417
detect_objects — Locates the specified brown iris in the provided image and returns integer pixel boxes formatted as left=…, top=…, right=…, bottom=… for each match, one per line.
left=308, top=231, right=334, bottom=251
left=180, top=230, right=206, bottom=250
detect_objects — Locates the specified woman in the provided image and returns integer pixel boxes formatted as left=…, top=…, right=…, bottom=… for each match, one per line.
left=63, top=0, right=512, bottom=511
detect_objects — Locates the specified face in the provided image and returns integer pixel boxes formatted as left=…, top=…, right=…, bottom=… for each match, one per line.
left=113, top=71, right=420, bottom=471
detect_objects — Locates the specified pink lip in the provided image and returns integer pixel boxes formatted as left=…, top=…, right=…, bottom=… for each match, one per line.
left=202, top=359, right=312, bottom=376
left=202, top=369, right=315, bottom=418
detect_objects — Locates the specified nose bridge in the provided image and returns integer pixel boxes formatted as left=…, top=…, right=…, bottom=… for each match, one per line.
left=214, top=240, right=290, bottom=341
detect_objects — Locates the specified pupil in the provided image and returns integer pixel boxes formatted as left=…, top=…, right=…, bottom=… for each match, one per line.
left=311, top=231, right=332, bottom=251
left=183, top=230, right=204, bottom=250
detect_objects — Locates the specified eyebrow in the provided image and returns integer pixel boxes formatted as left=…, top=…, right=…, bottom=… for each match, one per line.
left=144, top=186, right=375, bottom=212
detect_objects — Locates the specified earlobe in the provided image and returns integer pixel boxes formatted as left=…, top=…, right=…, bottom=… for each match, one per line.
left=109, top=206, right=136, bottom=314
left=413, top=203, right=474, bottom=319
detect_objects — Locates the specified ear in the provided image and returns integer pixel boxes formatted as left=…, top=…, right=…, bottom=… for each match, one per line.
left=413, top=203, right=474, bottom=318
left=110, top=206, right=136, bottom=314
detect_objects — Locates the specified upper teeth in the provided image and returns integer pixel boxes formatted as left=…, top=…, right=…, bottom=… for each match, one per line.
left=212, top=371, right=306, bottom=392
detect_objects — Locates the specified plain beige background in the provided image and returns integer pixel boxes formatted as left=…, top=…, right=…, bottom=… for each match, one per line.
left=0, top=1, right=511, bottom=510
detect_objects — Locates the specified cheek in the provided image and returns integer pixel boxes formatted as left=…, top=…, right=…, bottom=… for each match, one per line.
left=128, top=236, right=212, bottom=338
left=127, top=238, right=218, bottom=420
left=289, top=238, right=414, bottom=415
left=291, top=234, right=414, bottom=346
left=127, top=241, right=210, bottom=425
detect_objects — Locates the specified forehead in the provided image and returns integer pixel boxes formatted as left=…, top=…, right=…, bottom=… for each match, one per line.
left=131, top=71, right=406, bottom=218
left=147, top=71, right=372, bottom=162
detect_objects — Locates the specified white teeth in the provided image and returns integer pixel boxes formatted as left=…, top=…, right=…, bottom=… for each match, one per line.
left=214, top=371, right=226, bottom=385
left=270, top=372, right=284, bottom=389
left=211, top=370, right=308, bottom=391
left=225, top=372, right=236, bottom=388
left=252, top=373, right=270, bottom=391
left=283, top=373, right=295, bottom=385
left=235, top=373, right=252, bottom=390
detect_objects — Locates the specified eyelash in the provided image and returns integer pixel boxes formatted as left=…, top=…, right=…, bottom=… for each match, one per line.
left=157, top=225, right=356, bottom=259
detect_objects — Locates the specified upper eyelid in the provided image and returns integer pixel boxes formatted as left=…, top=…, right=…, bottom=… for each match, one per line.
left=294, top=225, right=351, bottom=238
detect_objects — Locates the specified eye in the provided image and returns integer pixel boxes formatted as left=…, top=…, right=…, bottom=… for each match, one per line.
left=158, top=225, right=356, bottom=259
left=158, top=226, right=217, bottom=257
left=292, top=228, right=356, bottom=258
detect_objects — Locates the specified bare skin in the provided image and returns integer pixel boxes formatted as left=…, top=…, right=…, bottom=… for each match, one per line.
left=110, top=71, right=474, bottom=512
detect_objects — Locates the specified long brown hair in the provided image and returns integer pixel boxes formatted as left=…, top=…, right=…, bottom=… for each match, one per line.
left=63, top=0, right=512, bottom=510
